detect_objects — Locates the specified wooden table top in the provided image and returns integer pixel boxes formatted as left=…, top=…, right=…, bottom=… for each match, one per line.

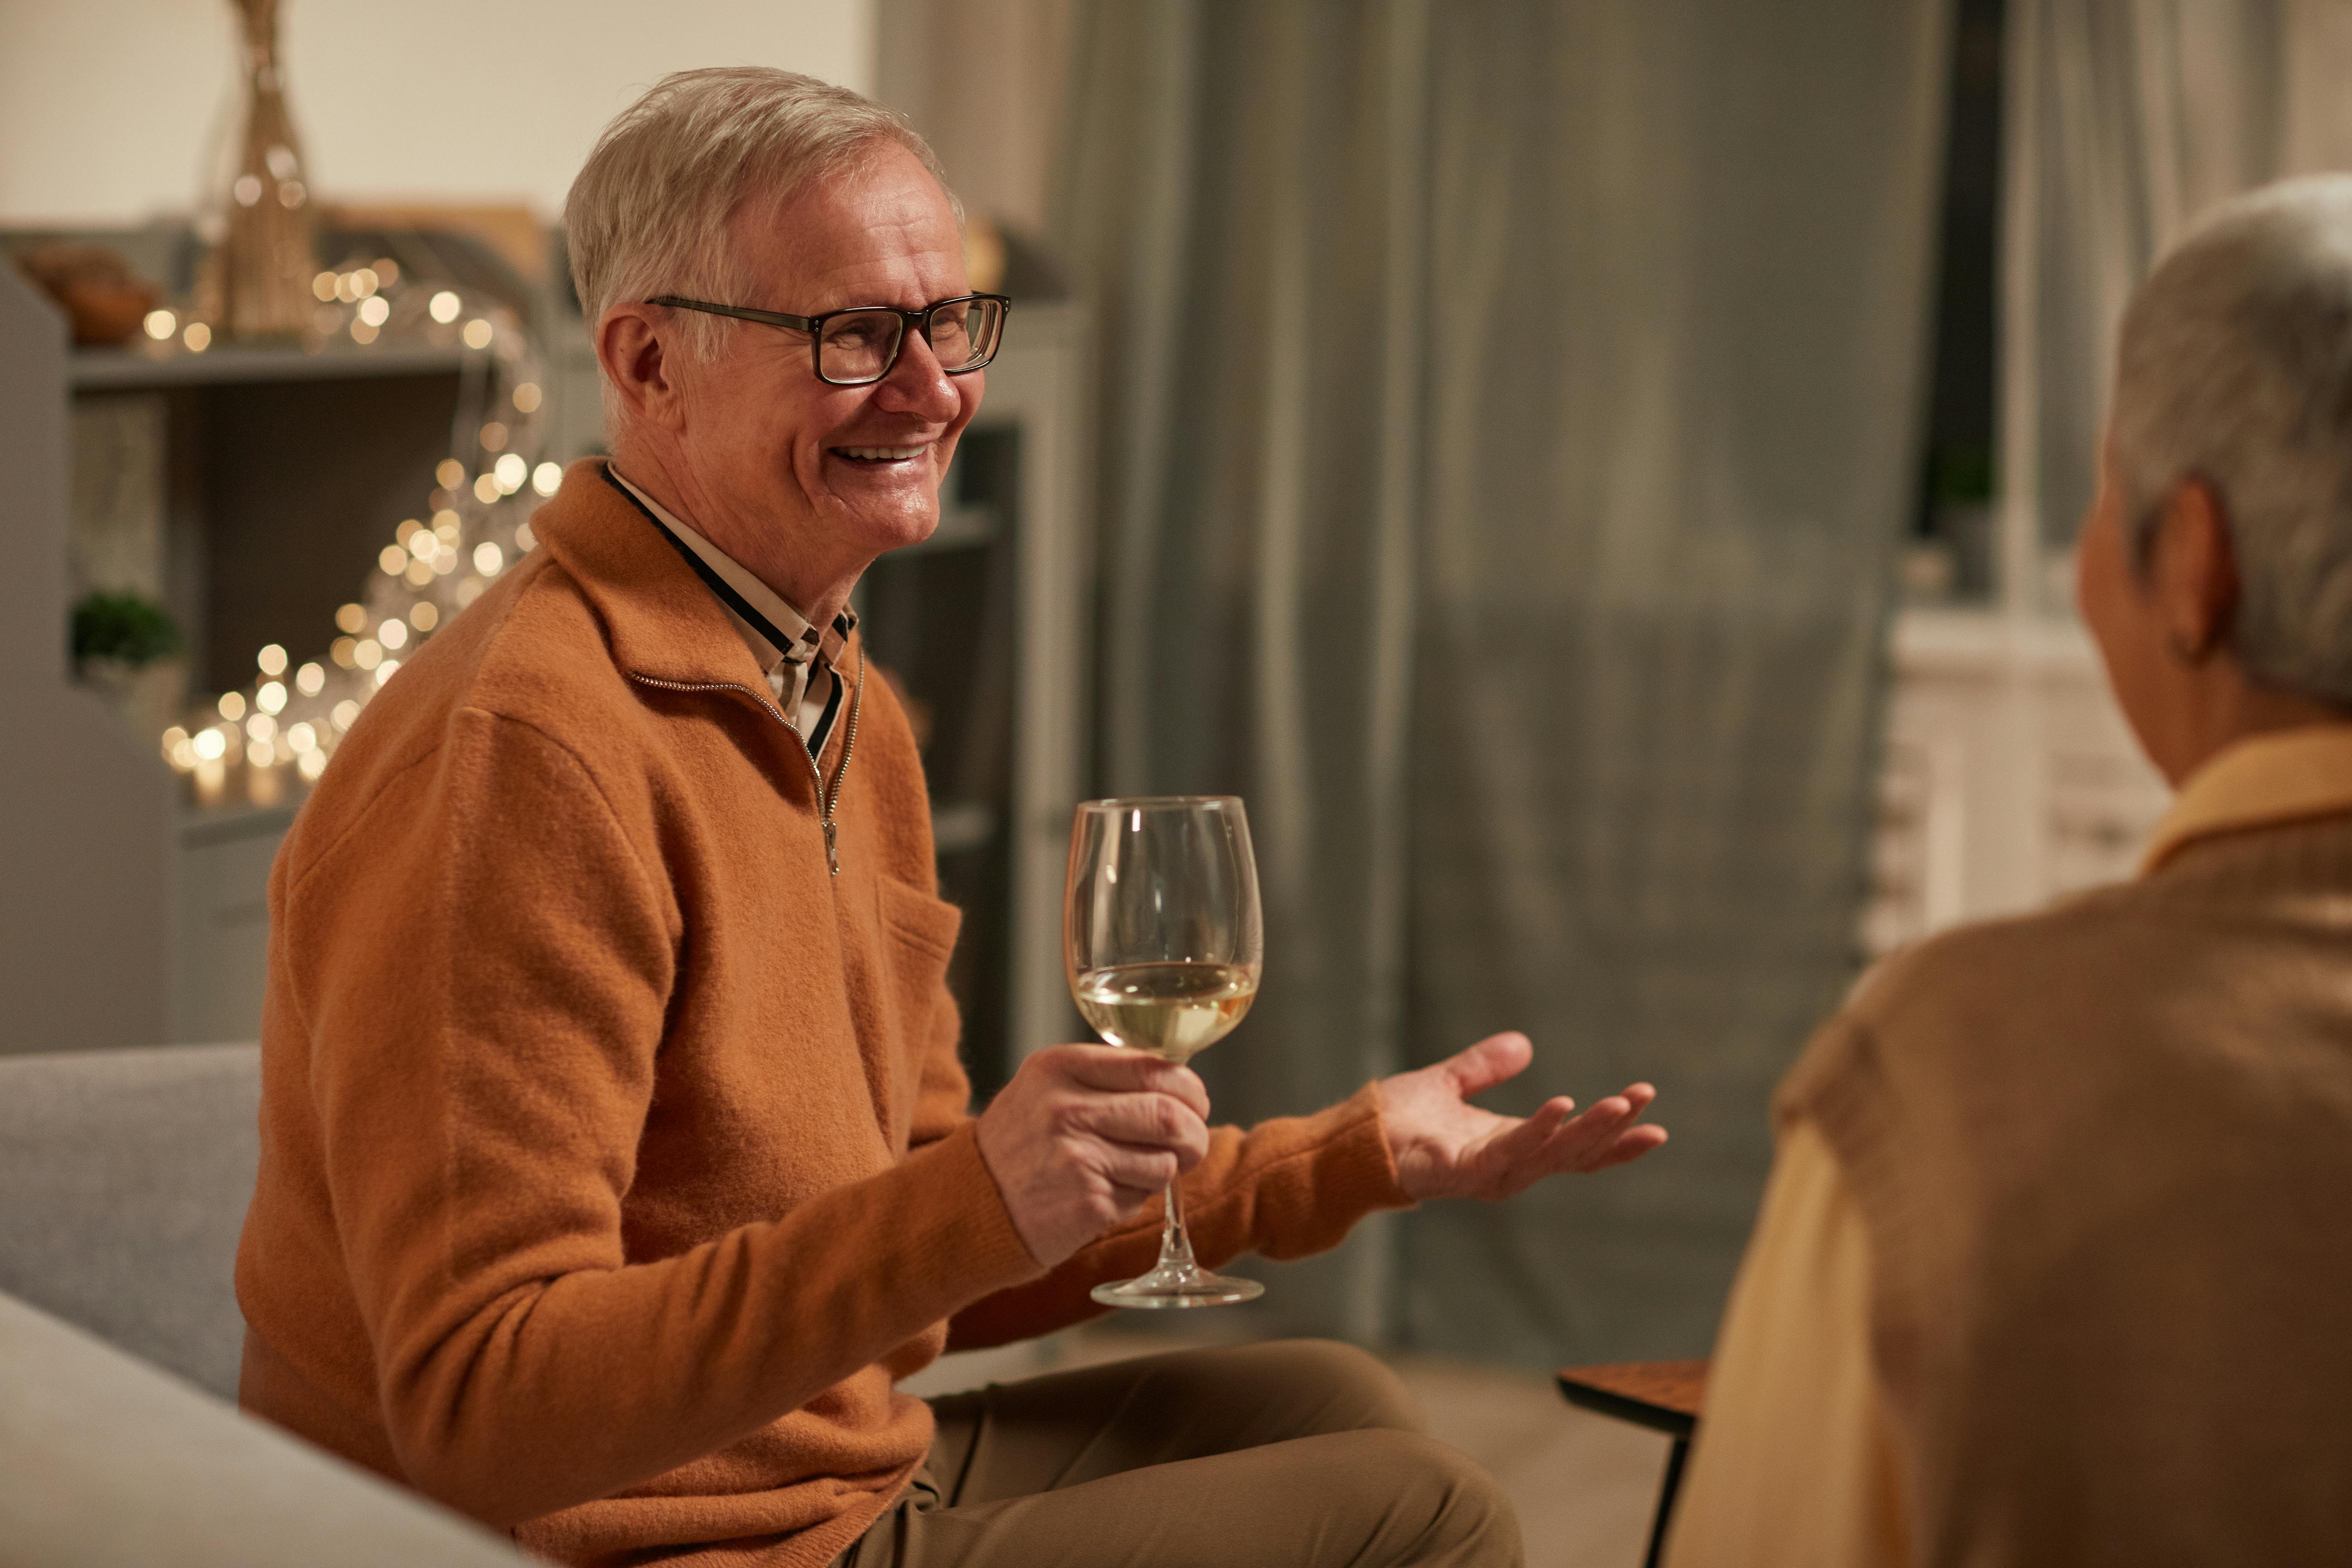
left=1555, top=1359, right=1708, bottom=1438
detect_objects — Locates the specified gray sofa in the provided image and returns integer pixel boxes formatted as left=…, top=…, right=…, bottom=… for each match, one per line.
left=0, top=1043, right=526, bottom=1564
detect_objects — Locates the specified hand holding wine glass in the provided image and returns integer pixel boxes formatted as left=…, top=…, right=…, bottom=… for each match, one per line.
left=1066, top=796, right=1265, bottom=1308
left=972, top=1043, right=1212, bottom=1268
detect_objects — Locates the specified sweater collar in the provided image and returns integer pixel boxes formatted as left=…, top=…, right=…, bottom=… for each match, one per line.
left=526, top=457, right=782, bottom=693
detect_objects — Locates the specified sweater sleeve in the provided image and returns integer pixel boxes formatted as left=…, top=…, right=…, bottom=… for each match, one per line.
left=279, top=710, right=1040, bottom=1527
left=946, top=1083, right=1413, bottom=1349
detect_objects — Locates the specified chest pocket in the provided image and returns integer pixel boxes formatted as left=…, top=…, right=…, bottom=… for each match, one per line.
left=872, top=875, right=962, bottom=1145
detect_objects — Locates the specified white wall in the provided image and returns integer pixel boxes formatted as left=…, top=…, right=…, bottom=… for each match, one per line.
left=0, top=0, right=874, bottom=225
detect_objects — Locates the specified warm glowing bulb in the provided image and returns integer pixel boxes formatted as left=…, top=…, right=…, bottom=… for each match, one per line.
left=247, top=739, right=276, bottom=767
left=493, top=453, right=528, bottom=493
left=380, top=545, right=408, bottom=575
left=405, top=556, right=436, bottom=587
left=429, top=290, right=461, bottom=324
left=194, top=728, right=227, bottom=761
left=352, top=267, right=379, bottom=298
left=331, top=636, right=358, bottom=668
left=335, top=602, right=368, bottom=634
left=357, top=295, right=390, bottom=327
left=374, top=659, right=399, bottom=687
left=350, top=319, right=379, bottom=345
left=331, top=700, right=360, bottom=730
left=257, top=643, right=288, bottom=676
left=409, top=602, right=439, bottom=631
left=479, top=421, right=508, bottom=452
left=217, top=690, right=246, bottom=721
left=378, top=620, right=408, bottom=650
left=462, top=318, right=494, bottom=350
left=512, top=382, right=543, bottom=413
left=246, top=713, right=276, bottom=742
left=432, top=507, right=461, bottom=531
left=286, top=722, right=317, bottom=752
left=312, top=271, right=338, bottom=303
left=473, top=473, right=501, bottom=504
left=473, top=542, right=505, bottom=576
left=515, top=522, right=536, bottom=553
left=183, top=322, right=212, bottom=352
left=161, top=726, right=188, bottom=754
left=354, top=639, right=382, bottom=670
left=256, top=681, right=287, bottom=714
left=531, top=462, right=562, bottom=497
left=144, top=309, right=176, bottom=341
left=435, top=459, right=466, bottom=490
left=296, top=661, right=325, bottom=695
left=298, top=748, right=328, bottom=781
left=170, top=739, right=197, bottom=772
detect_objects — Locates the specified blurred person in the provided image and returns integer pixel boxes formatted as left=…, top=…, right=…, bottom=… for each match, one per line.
left=1666, top=175, right=2352, bottom=1566
left=233, top=68, right=1665, bottom=1568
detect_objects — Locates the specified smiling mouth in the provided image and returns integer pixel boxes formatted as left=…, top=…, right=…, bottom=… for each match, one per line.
left=831, top=444, right=929, bottom=464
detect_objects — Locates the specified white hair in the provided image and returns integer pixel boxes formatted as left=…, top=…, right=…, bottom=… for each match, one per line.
left=564, top=67, right=959, bottom=426
left=2111, top=174, right=2352, bottom=705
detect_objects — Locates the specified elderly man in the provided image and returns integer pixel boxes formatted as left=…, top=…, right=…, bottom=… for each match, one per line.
left=235, top=68, right=1664, bottom=1568
left=1664, top=175, right=2352, bottom=1566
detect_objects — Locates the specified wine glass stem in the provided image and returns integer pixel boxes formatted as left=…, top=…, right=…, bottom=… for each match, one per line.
left=1158, top=1177, right=1199, bottom=1272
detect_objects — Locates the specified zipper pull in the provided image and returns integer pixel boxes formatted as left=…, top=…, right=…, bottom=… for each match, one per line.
left=824, top=818, right=839, bottom=876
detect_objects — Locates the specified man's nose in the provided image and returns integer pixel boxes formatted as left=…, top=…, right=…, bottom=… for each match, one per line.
left=874, top=328, right=963, bottom=421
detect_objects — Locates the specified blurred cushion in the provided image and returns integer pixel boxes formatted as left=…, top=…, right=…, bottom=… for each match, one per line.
left=0, top=1289, right=524, bottom=1566
left=0, top=1042, right=258, bottom=1398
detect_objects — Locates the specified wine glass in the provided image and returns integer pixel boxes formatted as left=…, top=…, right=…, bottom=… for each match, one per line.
left=1066, top=796, right=1265, bottom=1308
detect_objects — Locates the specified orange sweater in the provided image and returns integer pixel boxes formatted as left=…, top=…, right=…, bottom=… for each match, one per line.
left=235, top=460, right=1410, bottom=1567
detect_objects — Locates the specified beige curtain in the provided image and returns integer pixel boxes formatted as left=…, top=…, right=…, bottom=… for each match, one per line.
left=1057, top=0, right=1951, bottom=1360
left=2003, top=0, right=2352, bottom=606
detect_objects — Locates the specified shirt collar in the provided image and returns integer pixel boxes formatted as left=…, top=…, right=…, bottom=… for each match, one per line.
left=605, top=466, right=855, bottom=676
left=2140, top=724, right=2352, bottom=875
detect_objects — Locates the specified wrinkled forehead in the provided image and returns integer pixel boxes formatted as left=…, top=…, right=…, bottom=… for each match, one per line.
left=728, top=143, right=967, bottom=313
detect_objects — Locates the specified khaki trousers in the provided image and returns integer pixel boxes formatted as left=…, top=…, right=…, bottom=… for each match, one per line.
left=835, top=1339, right=1520, bottom=1568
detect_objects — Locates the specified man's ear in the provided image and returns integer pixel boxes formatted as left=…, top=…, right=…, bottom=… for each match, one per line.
left=597, top=304, right=685, bottom=431
left=2153, top=477, right=2241, bottom=663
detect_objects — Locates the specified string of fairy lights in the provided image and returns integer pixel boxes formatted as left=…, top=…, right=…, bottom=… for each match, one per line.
left=146, top=259, right=564, bottom=808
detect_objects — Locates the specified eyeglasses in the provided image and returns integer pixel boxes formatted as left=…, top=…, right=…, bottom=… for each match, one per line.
left=646, top=292, right=1011, bottom=386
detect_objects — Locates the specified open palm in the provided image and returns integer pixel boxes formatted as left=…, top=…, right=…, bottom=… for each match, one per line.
left=1378, top=1032, right=1667, bottom=1202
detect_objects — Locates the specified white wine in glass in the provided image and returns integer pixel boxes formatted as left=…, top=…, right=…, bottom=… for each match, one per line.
left=1067, top=796, right=1265, bottom=1308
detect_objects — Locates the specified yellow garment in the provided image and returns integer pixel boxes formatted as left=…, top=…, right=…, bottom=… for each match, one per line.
left=1664, top=722, right=2352, bottom=1568
left=1660, top=1123, right=1903, bottom=1568
left=2139, top=722, right=2352, bottom=873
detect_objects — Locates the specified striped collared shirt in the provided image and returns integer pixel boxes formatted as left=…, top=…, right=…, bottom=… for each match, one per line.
left=605, top=466, right=855, bottom=758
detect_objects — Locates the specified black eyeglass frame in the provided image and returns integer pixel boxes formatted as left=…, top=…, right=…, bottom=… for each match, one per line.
left=645, top=293, right=1012, bottom=385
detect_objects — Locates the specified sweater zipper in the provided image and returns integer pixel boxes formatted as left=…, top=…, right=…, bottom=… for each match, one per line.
left=626, top=646, right=867, bottom=876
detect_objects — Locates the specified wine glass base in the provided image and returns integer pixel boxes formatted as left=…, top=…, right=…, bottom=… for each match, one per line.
left=1090, top=1264, right=1265, bottom=1310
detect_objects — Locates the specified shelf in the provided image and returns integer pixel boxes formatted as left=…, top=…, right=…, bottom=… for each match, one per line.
left=71, top=342, right=469, bottom=391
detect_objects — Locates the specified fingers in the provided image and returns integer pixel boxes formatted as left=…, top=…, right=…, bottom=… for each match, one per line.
left=1064, top=1090, right=1211, bottom=1171
left=1530, top=1086, right=1663, bottom=1174
left=1438, top=1032, right=1534, bottom=1098
left=1093, top=1140, right=1184, bottom=1195
left=1038, top=1043, right=1211, bottom=1119
left=1464, top=1083, right=1666, bottom=1198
